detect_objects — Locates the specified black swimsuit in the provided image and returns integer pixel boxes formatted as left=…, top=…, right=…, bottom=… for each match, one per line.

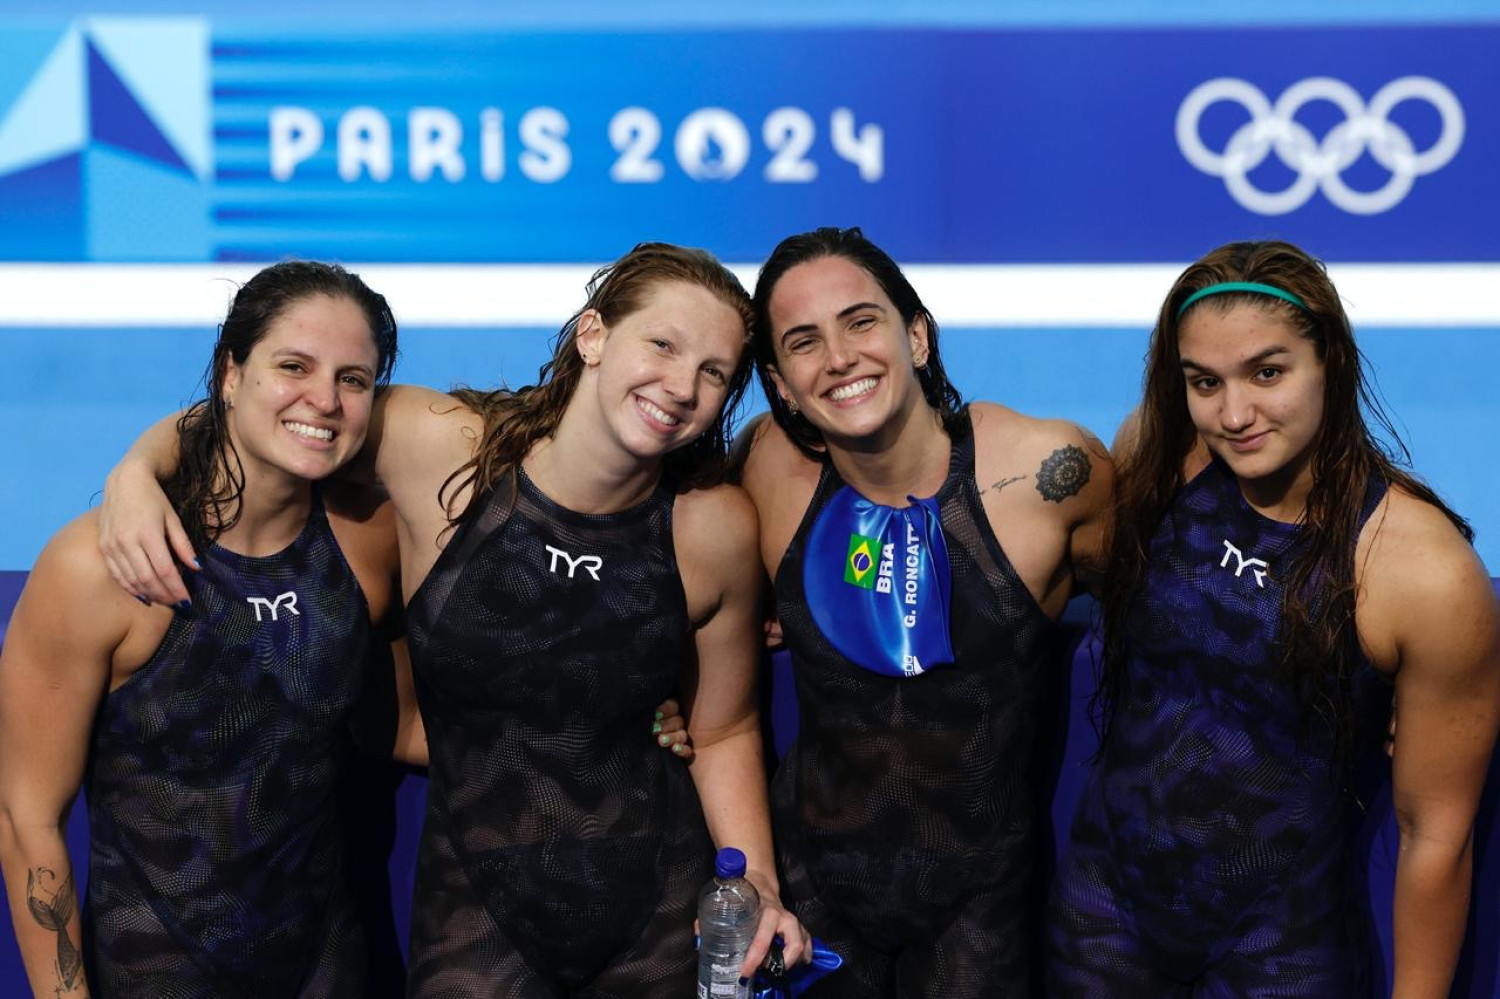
left=772, top=411, right=1055, bottom=996
left=404, top=470, right=713, bottom=997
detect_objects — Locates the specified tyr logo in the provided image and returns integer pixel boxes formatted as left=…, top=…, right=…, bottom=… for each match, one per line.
left=1220, top=540, right=1269, bottom=589
left=247, top=591, right=300, bottom=622
left=545, top=544, right=603, bottom=581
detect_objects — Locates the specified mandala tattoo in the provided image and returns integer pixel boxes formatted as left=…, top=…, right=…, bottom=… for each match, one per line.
left=1035, top=445, right=1092, bottom=503
left=27, top=867, right=84, bottom=994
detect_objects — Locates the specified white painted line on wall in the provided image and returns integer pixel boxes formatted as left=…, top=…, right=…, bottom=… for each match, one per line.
left=0, top=263, right=1496, bottom=328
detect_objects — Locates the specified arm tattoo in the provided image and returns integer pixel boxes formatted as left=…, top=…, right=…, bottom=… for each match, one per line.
left=983, top=475, right=1027, bottom=496
left=1035, top=444, right=1092, bottom=503
left=26, top=867, right=86, bottom=995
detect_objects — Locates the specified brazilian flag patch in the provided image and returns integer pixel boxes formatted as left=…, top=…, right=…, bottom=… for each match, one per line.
left=844, top=533, right=880, bottom=589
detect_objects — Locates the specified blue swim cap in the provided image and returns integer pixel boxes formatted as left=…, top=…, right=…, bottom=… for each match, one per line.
left=802, top=485, right=954, bottom=678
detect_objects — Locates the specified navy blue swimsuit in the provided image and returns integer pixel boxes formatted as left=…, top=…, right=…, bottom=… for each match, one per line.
left=1047, top=457, right=1387, bottom=996
left=84, top=495, right=370, bottom=998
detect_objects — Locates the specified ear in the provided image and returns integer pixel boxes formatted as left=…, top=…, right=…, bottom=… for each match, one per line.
left=765, top=364, right=797, bottom=412
left=908, top=313, right=931, bottom=368
left=575, top=309, right=607, bottom=367
left=221, top=356, right=242, bottom=409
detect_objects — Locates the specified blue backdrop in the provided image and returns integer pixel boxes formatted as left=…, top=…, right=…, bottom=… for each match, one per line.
left=0, top=0, right=1496, bottom=995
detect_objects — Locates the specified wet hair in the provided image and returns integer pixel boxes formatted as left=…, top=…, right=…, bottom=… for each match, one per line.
left=1097, top=239, right=1471, bottom=764
left=751, top=226, right=964, bottom=459
left=164, top=260, right=398, bottom=554
left=442, top=242, right=755, bottom=522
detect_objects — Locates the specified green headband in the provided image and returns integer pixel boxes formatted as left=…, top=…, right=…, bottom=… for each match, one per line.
left=1176, top=281, right=1308, bottom=319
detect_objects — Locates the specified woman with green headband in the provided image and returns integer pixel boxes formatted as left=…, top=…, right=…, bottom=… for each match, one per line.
left=1047, top=240, right=1500, bottom=996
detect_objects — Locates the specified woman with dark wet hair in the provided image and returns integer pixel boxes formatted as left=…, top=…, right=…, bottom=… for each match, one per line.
left=740, top=227, right=1113, bottom=996
left=1047, top=241, right=1500, bottom=997
left=0, top=261, right=403, bottom=997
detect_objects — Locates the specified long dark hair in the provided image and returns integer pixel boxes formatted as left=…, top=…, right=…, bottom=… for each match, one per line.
left=164, top=261, right=398, bottom=554
left=751, top=227, right=965, bottom=460
left=1098, top=240, right=1471, bottom=762
left=442, top=242, right=755, bottom=523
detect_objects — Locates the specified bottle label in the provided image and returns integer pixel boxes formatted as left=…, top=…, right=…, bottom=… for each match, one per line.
left=696, top=970, right=751, bottom=998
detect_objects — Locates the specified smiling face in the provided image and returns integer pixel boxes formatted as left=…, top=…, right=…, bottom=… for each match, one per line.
left=574, top=279, right=746, bottom=463
left=220, top=293, right=380, bottom=487
left=1178, top=303, right=1326, bottom=508
left=763, top=255, right=930, bottom=447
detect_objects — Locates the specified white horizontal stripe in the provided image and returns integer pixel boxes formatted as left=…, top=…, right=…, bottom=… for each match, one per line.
left=0, top=263, right=1496, bottom=328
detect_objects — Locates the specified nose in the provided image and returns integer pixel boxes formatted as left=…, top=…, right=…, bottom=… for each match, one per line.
left=824, top=332, right=856, bottom=374
left=305, top=375, right=340, bottom=414
left=1220, top=381, right=1254, bottom=433
left=662, top=361, right=697, bottom=406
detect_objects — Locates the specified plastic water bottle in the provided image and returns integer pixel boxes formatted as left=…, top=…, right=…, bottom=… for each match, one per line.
left=697, top=846, right=760, bottom=999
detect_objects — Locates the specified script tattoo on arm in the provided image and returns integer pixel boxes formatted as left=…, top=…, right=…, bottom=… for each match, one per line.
left=1034, top=444, right=1092, bottom=503
left=27, top=867, right=86, bottom=996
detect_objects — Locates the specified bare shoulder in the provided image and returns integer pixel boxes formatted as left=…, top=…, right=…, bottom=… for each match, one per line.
left=674, top=483, right=762, bottom=621
left=372, top=385, right=481, bottom=476
left=738, top=415, right=820, bottom=497
left=674, top=482, right=760, bottom=560
left=13, top=511, right=151, bottom=659
left=365, top=384, right=483, bottom=532
left=34, top=512, right=131, bottom=604
left=1358, top=485, right=1496, bottom=668
left=383, top=382, right=482, bottom=427
left=970, top=402, right=1112, bottom=512
left=736, top=414, right=821, bottom=573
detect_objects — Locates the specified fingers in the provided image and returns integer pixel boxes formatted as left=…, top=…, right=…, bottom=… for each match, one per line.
left=776, top=912, right=812, bottom=966
left=764, top=616, right=784, bottom=649
left=98, top=468, right=198, bottom=607
left=99, top=517, right=197, bottom=607
left=739, top=906, right=782, bottom=978
left=651, top=699, right=693, bottom=760
left=102, top=530, right=183, bottom=606
left=655, top=728, right=693, bottom=762
left=166, top=514, right=200, bottom=575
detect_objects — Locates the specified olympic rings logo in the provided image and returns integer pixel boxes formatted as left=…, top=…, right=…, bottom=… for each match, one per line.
left=1175, top=77, right=1464, bottom=216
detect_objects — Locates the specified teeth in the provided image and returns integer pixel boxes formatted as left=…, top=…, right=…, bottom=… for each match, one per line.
left=285, top=421, right=334, bottom=441
left=637, top=398, right=680, bottom=426
left=828, top=377, right=877, bottom=402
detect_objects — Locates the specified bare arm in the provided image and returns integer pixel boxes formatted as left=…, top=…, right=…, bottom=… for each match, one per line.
left=676, top=486, right=809, bottom=974
left=98, top=385, right=481, bottom=609
left=0, top=517, right=141, bottom=997
left=1366, top=502, right=1500, bottom=998
left=99, top=412, right=195, bottom=607
left=1063, top=426, right=1115, bottom=595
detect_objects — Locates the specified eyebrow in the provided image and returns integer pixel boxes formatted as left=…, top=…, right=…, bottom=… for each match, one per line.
left=1180, top=345, right=1290, bottom=372
left=779, top=301, right=886, bottom=346
left=272, top=347, right=375, bottom=375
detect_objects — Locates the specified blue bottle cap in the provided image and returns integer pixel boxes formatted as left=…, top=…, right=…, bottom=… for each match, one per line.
left=715, top=847, right=747, bottom=878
